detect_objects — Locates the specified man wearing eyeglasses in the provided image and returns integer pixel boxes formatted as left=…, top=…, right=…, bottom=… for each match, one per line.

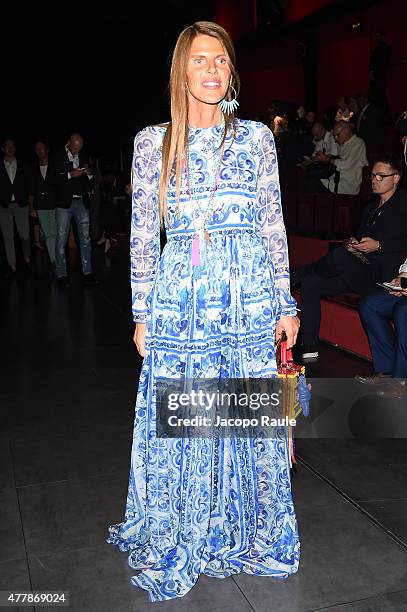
left=295, top=153, right=407, bottom=360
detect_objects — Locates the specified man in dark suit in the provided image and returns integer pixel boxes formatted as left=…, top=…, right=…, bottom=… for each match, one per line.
left=368, top=30, right=391, bottom=111
left=30, top=139, right=57, bottom=268
left=0, top=138, right=32, bottom=275
left=54, top=132, right=95, bottom=286
left=294, top=153, right=407, bottom=359
left=353, top=93, right=385, bottom=153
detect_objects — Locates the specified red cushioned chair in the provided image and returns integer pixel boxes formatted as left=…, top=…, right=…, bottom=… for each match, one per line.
left=314, top=193, right=334, bottom=233
left=333, top=194, right=358, bottom=235
left=297, top=193, right=316, bottom=232
left=293, top=289, right=372, bottom=359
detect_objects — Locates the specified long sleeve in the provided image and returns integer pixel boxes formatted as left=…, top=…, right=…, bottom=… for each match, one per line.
left=381, top=235, right=407, bottom=254
left=326, top=132, right=338, bottom=157
left=130, top=127, right=161, bottom=323
left=334, top=138, right=367, bottom=172
left=357, top=201, right=376, bottom=238
left=256, top=124, right=297, bottom=318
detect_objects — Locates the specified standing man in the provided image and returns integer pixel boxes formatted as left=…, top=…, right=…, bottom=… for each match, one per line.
left=54, top=133, right=95, bottom=286
left=0, top=138, right=32, bottom=276
left=30, top=139, right=57, bottom=271
left=368, top=30, right=391, bottom=111
left=353, top=93, right=385, bottom=152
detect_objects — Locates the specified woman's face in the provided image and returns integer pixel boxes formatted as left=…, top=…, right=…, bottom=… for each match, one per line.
left=186, top=34, right=231, bottom=106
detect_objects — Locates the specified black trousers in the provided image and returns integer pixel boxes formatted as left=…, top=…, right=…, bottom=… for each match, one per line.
left=100, top=195, right=118, bottom=240
left=299, top=246, right=378, bottom=345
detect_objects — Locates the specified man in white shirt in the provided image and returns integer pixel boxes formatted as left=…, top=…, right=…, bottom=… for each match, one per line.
left=0, top=139, right=32, bottom=275
left=311, top=123, right=338, bottom=157
left=316, top=121, right=368, bottom=195
left=297, top=123, right=339, bottom=189
left=356, top=257, right=407, bottom=395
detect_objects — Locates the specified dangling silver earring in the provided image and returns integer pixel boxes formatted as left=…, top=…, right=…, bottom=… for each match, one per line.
left=218, top=85, right=239, bottom=115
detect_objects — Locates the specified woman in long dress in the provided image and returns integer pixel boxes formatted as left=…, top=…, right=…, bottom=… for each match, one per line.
left=107, top=21, right=300, bottom=602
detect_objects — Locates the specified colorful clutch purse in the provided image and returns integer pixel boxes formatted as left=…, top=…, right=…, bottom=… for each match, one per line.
left=276, top=335, right=311, bottom=466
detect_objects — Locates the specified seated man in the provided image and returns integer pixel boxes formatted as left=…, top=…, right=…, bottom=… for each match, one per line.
left=300, top=121, right=368, bottom=194
left=294, top=154, right=407, bottom=359
left=298, top=122, right=339, bottom=183
left=311, top=122, right=338, bottom=157
left=356, top=259, right=407, bottom=396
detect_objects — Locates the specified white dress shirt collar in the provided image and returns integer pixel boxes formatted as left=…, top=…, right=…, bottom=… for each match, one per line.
left=65, top=144, right=80, bottom=168
left=4, top=158, right=17, bottom=183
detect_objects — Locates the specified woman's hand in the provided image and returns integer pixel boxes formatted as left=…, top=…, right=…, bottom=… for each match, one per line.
left=276, top=315, right=300, bottom=350
left=133, top=323, right=146, bottom=357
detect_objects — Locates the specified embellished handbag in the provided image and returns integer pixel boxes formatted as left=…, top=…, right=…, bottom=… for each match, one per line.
left=276, top=334, right=311, bottom=465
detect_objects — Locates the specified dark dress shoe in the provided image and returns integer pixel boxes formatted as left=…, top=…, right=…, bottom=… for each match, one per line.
left=377, top=380, right=407, bottom=399
left=57, top=276, right=70, bottom=288
left=300, top=345, right=319, bottom=360
left=83, top=273, right=99, bottom=285
left=354, top=373, right=392, bottom=385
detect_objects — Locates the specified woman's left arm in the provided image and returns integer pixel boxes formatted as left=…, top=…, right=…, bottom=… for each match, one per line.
left=256, top=124, right=299, bottom=347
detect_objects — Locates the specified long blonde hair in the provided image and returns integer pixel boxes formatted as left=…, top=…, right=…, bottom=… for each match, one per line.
left=158, top=21, right=240, bottom=222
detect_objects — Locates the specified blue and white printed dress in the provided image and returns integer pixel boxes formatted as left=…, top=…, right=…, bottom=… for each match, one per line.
left=107, top=119, right=300, bottom=601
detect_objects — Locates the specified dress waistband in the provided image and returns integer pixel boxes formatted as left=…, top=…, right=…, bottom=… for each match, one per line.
left=166, top=226, right=256, bottom=241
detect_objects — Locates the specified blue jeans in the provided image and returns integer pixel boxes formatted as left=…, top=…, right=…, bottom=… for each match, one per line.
left=37, top=209, right=57, bottom=264
left=359, top=289, right=407, bottom=377
left=56, top=199, right=92, bottom=277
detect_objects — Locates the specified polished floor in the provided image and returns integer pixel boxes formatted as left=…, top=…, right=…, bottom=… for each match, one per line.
left=1, top=246, right=407, bottom=612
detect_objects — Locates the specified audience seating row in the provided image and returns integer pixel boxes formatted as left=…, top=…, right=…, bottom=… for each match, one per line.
left=283, top=191, right=367, bottom=236
left=281, top=165, right=373, bottom=236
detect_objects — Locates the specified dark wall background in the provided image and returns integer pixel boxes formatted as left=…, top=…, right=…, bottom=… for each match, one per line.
left=3, top=1, right=407, bottom=167
left=3, top=3, right=215, bottom=164
left=315, top=0, right=407, bottom=113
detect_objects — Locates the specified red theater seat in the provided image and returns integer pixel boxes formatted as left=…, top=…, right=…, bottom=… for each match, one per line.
left=288, top=235, right=331, bottom=268
left=288, top=189, right=366, bottom=236
left=293, top=289, right=372, bottom=359
left=333, top=194, right=358, bottom=234
left=314, top=193, right=334, bottom=233
left=297, top=193, right=315, bottom=232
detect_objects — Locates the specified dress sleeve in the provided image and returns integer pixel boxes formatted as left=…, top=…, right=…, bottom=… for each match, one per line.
left=256, top=124, right=297, bottom=318
left=130, top=127, right=161, bottom=323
